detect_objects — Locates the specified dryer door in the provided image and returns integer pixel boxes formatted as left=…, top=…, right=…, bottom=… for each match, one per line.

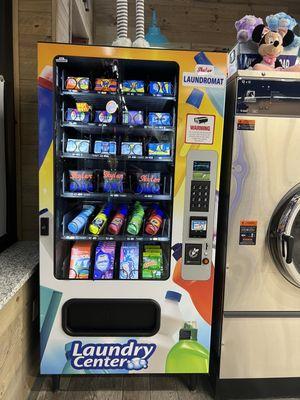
left=269, top=188, right=300, bottom=288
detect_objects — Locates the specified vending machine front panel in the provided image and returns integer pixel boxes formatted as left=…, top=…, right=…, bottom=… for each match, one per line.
left=38, top=43, right=226, bottom=375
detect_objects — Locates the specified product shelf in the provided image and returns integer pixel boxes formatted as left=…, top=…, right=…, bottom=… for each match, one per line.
left=61, top=234, right=170, bottom=242
left=60, top=152, right=173, bottom=163
left=61, top=192, right=173, bottom=201
left=61, top=171, right=173, bottom=201
left=61, top=121, right=176, bottom=133
left=60, top=90, right=176, bottom=107
left=60, top=239, right=170, bottom=281
left=61, top=204, right=171, bottom=243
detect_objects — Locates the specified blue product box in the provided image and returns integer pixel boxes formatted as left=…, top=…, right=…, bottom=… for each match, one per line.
left=148, top=112, right=172, bottom=127
left=94, top=141, right=116, bottom=155
left=93, top=241, right=116, bottom=280
left=149, top=81, right=173, bottom=96
left=122, top=111, right=144, bottom=126
left=66, top=139, right=90, bottom=153
left=148, top=143, right=171, bottom=157
left=123, top=80, right=145, bottom=94
left=94, top=111, right=117, bottom=124
left=121, top=142, right=143, bottom=156
left=66, top=108, right=90, bottom=123
left=119, top=242, right=139, bottom=280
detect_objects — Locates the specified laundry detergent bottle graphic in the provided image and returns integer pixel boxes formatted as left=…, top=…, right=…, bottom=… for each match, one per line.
left=160, top=290, right=183, bottom=335
left=138, top=290, right=183, bottom=372
left=165, top=322, right=209, bottom=373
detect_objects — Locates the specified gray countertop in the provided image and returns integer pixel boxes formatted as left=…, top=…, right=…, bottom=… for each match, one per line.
left=0, top=241, right=39, bottom=310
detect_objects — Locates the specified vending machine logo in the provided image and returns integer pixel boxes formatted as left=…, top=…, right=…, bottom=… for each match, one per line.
left=194, top=64, right=214, bottom=75
left=69, top=339, right=156, bottom=370
left=182, top=72, right=225, bottom=88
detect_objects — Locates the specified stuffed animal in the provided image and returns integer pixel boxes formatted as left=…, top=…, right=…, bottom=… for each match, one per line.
left=266, top=12, right=300, bottom=48
left=266, top=12, right=297, bottom=32
left=293, top=24, right=300, bottom=47
left=250, top=24, right=300, bottom=71
left=235, top=15, right=263, bottom=43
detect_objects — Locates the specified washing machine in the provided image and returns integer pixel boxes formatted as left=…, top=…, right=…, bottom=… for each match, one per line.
left=215, top=71, right=300, bottom=390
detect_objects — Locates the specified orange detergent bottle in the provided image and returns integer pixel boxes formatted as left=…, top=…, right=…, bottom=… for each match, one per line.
left=172, top=243, right=214, bottom=325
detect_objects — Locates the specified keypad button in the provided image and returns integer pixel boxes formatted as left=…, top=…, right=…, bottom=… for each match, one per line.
left=190, top=180, right=211, bottom=211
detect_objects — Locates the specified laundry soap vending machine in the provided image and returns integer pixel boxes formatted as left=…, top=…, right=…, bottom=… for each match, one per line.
left=38, top=43, right=226, bottom=380
left=215, top=70, right=300, bottom=398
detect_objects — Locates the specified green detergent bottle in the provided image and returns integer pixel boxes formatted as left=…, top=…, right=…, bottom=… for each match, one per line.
left=165, top=322, right=209, bottom=373
left=127, top=201, right=144, bottom=235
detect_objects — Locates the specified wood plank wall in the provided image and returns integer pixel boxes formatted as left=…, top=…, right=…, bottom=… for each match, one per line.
left=94, top=0, right=300, bottom=50
left=0, top=271, right=38, bottom=400
left=14, top=0, right=53, bottom=240
left=54, top=0, right=71, bottom=43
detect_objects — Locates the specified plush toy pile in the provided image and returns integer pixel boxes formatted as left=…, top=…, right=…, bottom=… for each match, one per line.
left=235, top=12, right=300, bottom=71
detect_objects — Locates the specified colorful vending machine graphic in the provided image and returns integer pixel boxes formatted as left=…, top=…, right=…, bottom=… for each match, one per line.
left=38, top=43, right=226, bottom=375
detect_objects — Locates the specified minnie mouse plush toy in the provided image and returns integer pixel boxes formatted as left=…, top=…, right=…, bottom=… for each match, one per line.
left=251, top=24, right=300, bottom=71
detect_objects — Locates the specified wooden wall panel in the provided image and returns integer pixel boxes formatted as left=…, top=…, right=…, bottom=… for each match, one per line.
left=94, top=0, right=300, bottom=50
left=0, top=271, right=38, bottom=400
left=56, top=0, right=71, bottom=43
left=15, top=0, right=53, bottom=240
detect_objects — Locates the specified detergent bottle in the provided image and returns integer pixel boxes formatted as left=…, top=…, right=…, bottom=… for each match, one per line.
left=145, top=206, right=164, bottom=236
left=127, top=202, right=144, bottom=235
left=108, top=204, right=128, bottom=235
left=68, top=205, right=95, bottom=234
left=165, top=321, right=209, bottom=373
left=89, top=203, right=112, bottom=235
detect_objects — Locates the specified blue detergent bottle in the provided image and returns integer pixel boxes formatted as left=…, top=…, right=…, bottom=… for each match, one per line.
left=68, top=205, right=95, bottom=234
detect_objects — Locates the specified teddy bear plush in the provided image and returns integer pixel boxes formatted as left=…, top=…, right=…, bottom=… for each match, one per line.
left=235, top=15, right=264, bottom=42
left=266, top=12, right=297, bottom=32
left=251, top=24, right=300, bottom=71
left=266, top=12, right=300, bottom=48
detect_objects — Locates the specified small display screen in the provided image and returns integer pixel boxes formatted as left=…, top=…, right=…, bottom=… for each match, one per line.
left=189, top=217, right=207, bottom=238
left=193, top=161, right=210, bottom=181
left=193, top=161, right=211, bottom=172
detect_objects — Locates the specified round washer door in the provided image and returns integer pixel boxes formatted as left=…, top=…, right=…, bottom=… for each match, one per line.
left=269, top=188, right=300, bottom=288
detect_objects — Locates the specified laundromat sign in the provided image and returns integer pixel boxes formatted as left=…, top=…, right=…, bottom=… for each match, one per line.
left=182, top=72, right=226, bottom=89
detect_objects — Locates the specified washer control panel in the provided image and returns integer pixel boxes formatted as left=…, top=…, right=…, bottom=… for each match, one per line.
left=182, top=150, right=218, bottom=280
